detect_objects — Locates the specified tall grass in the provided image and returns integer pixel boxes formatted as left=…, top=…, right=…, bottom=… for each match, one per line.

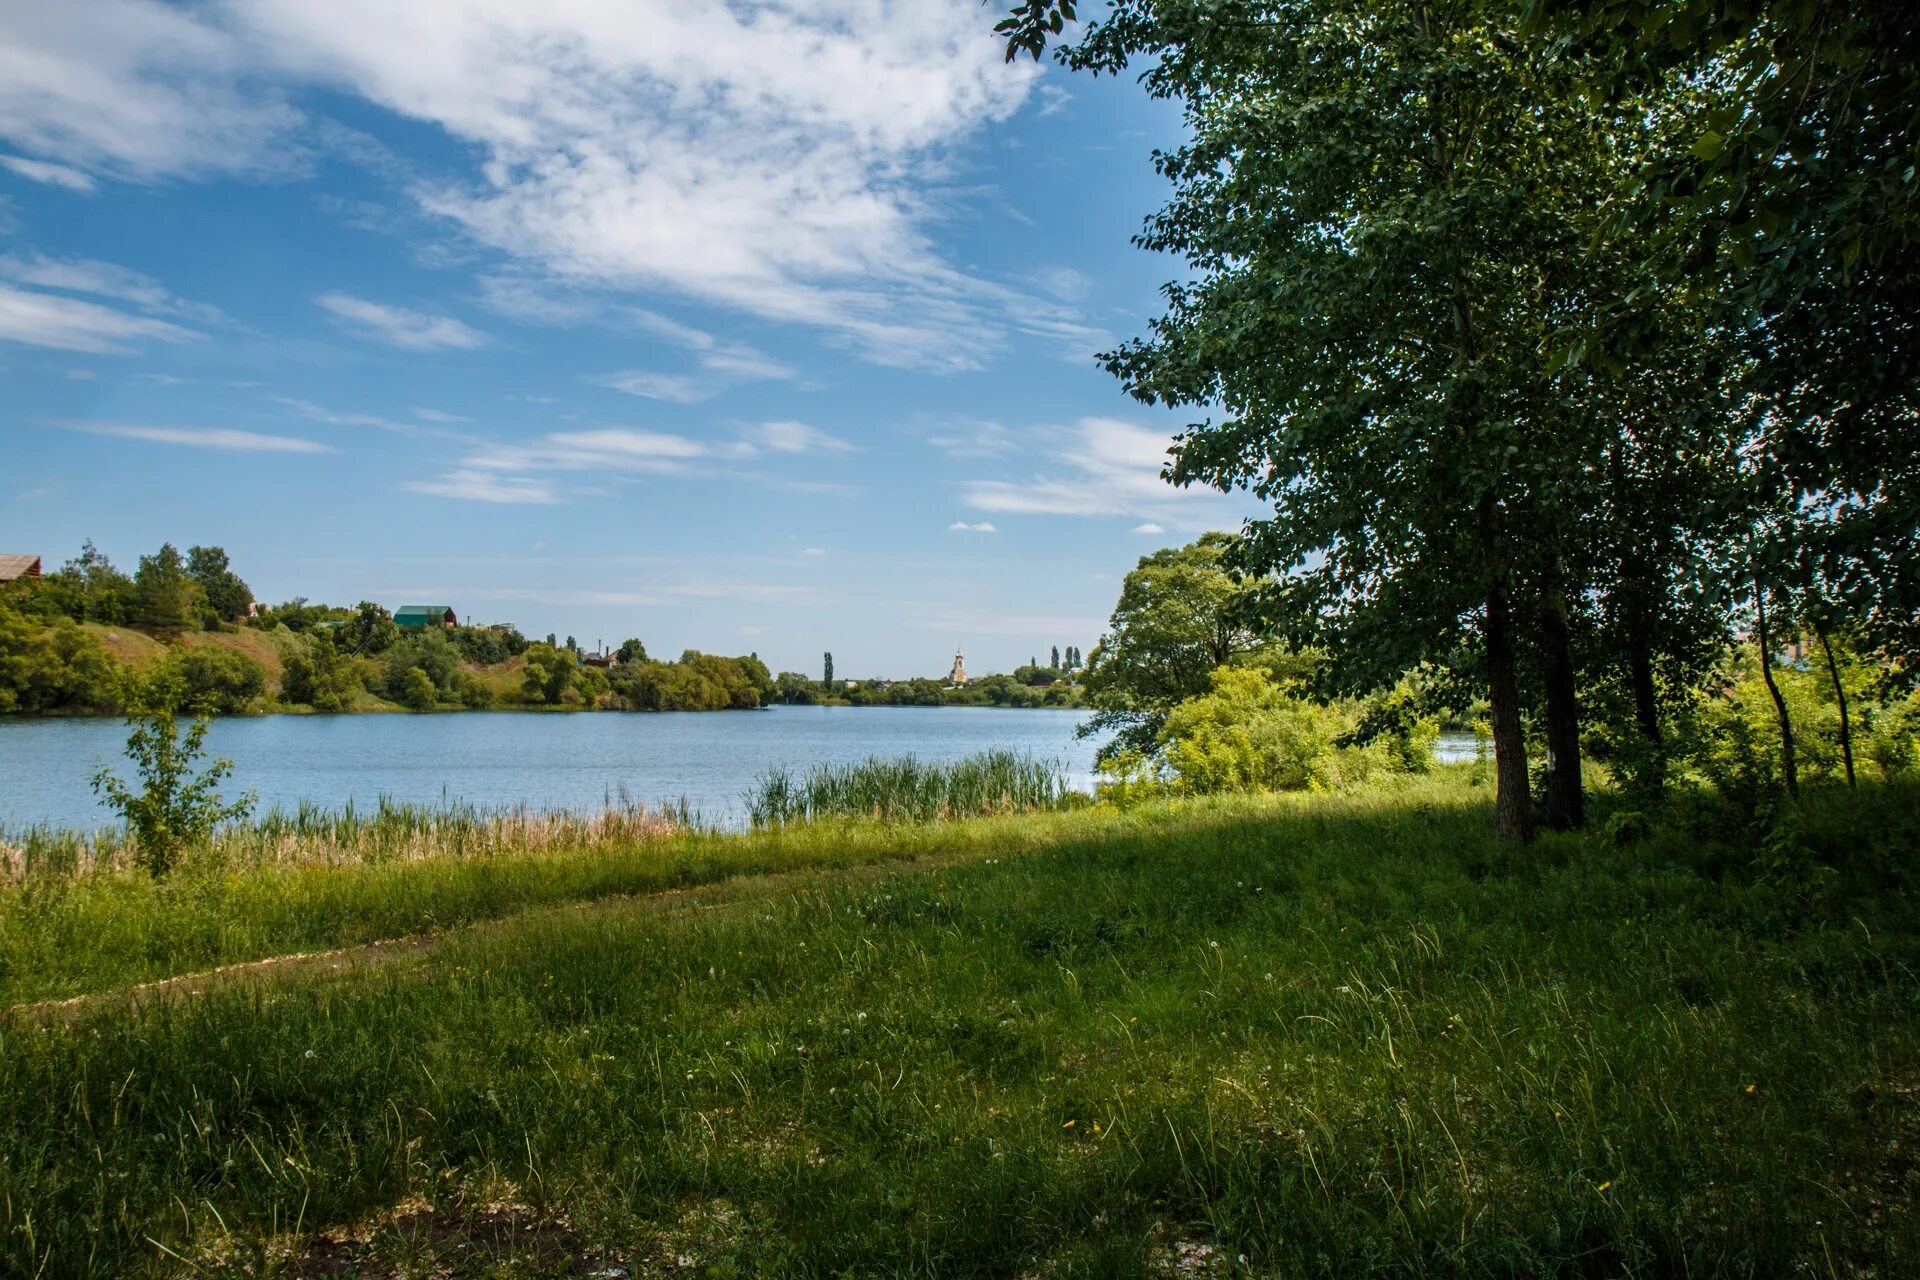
left=744, top=749, right=1070, bottom=825
left=0, top=796, right=682, bottom=883
left=0, top=779, right=1915, bottom=1276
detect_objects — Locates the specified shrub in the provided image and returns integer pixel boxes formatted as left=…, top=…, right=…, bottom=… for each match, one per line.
left=1158, top=667, right=1355, bottom=794
left=0, top=608, right=122, bottom=713
left=90, top=676, right=254, bottom=876
left=280, top=633, right=357, bottom=711
left=398, top=666, right=438, bottom=711
left=163, top=645, right=267, bottom=714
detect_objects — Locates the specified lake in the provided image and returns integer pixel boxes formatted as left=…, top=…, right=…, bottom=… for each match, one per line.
left=0, top=707, right=1484, bottom=833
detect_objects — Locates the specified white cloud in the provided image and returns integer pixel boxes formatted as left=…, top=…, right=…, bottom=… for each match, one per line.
left=0, top=283, right=199, bottom=352
left=800, top=547, right=826, bottom=557
left=475, top=274, right=602, bottom=325
left=0, top=3, right=1114, bottom=371
left=316, top=292, right=487, bottom=350
left=1132, top=522, right=1165, bottom=534
left=65, top=367, right=96, bottom=380
left=0, top=153, right=95, bottom=190
left=0, top=252, right=221, bottom=321
left=0, top=1, right=300, bottom=179
left=948, top=521, right=997, bottom=534
left=593, top=370, right=707, bottom=405
left=412, top=407, right=467, bottom=423
left=415, top=419, right=833, bottom=505
left=66, top=422, right=330, bottom=453
left=751, top=420, right=853, bottom=454
left=403, top=469, right=559, bottom=504
left=276, top=396, right=474, bottom=441
left=964, top=417, right=1237, bottom=530
left=596, top=311, right=798, bottom=401
left=460, top=427, right=737, bottom=479
left=697, top=344, right=795, bottom=382
left=926, top=417, right=1019, bottom=459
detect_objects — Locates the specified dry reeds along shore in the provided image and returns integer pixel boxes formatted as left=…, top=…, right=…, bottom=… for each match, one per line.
left=0, top=750, right=1075, bottom=882
left=0, top=796, right=683, bottom=883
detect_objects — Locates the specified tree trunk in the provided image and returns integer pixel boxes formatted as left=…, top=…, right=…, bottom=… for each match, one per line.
left=1486, top=577, right=1534, bottom=842
left=1814, top=622, right=1856, bottom=787
left=1627, top=628, right=1661, bottom=744
left=1754, top=581, right=1798, bottom=795
left=1539, top=574, right=1586, bottom=830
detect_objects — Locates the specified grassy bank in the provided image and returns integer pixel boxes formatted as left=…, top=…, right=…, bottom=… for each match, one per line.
left=1, top=775, right=1917, bottom=1275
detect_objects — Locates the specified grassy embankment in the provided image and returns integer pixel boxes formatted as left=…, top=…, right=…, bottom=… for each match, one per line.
left=75, top=621, right=419, bottom=713
left=1, top=772, right=1917, bottom=1276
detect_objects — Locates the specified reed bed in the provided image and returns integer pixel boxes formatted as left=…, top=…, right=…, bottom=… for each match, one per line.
left=743, top=749, right=1071, bottom=826
left=0, top=795, right=683, bottom=883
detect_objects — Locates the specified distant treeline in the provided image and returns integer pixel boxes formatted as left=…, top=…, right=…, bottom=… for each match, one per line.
left=767, top=670, right=1080, bottom=710
left=0, top=541, right=773, bottom=716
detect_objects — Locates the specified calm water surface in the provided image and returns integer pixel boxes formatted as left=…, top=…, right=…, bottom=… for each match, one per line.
left=0, top=706, right=1103, bottom=832
left=0, top=707, right=1484, bottom=832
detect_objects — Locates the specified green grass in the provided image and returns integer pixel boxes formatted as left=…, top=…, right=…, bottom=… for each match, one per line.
left=1, top=774, right=1917, bottom=1276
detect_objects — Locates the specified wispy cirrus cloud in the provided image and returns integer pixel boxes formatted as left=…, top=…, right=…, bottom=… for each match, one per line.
left=62, top=421, right=330, bottom=453
left=276, top=396, right=477, bottom=442
left=402, top=469, right=558, bottom=504
left=0, top=153, right=94, bottom=190
left=0, top=252, right=221, bottom=321
left=948, top=521, right=997, bottom=534
left=0, top=1, right=300, bottom=181
left=0, top=2, right=1103, bottom=371
left=750, top=420, right=852, bottom=454
left=591, top=370, right=707, bottom=405
left=925, top=417, right=1020, bottom=460
left=315, top=292, right=487, bottom=351
left=963, top=417, right=1240, bottom=531
left=591, top=310, right=799, bottom=404
left=407, top=417, right=859, bottom=504
left=0, top=283, right=199, bottom=352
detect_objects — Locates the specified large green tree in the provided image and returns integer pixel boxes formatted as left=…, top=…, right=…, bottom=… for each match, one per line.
left=132, top=544, right=201, bottom=638
left=1080, top=534, right=1268, bottom=763
left=186, top=546, right=253, bottom=624
left=1542, top=1, right=1920, bottom=663
left=1026, top=1, right=1653, bottom=837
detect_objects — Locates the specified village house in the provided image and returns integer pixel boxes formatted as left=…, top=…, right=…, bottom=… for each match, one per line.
left=394, top=604, right=458, bottom=630
left=0, top=554, right=42, bottom=585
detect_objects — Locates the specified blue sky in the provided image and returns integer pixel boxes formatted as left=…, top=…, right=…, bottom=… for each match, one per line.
left=0, top=1, right=1249, bottom=678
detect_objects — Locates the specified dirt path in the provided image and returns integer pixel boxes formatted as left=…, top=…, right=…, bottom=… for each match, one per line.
left=6, top=846, right=968, bottom=1026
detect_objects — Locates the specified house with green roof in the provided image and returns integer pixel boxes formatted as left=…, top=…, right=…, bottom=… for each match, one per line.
left=394, top=604, right=457, bottom=631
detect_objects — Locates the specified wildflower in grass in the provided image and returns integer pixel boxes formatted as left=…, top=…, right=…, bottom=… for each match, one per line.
left=1062, top=1120, right=1076, bottom=1129
left=1745, top=1083, right=1757, bottom=1094
left=1597, top=1180, right=1613, bottom=1194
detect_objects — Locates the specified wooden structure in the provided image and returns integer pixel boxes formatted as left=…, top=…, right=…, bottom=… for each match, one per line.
left=0, top=554, right=41, bottom=584
left=394, top=604, right=457, bottom=630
